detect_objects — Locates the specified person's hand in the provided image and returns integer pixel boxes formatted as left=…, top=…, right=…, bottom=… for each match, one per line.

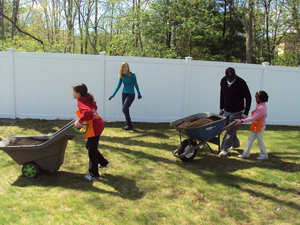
left=219, top=109, right=224, bottom=115
left=241, top=114, right=248, bottom=119
left=109, top=95, right=114, bottom=100
left=75, top=120, right=83, bottom=128
left=138, top=94, right=142, bottom=99
left=235, top=119, right=242, bottom=126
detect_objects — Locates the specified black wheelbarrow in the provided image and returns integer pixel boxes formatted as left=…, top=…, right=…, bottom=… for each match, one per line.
left=0, top=119, right=88, bottom=178
left=170, top=112, right=236, bottom=161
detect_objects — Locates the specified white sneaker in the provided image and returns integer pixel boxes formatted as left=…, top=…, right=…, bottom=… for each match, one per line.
left=83, top=174, right=99, bottom=181
left=229, top=145, right=240, bottom=150
left=99, top=163, right=110, bottom=169
left=238, top=154, right=249, bottom=159
left=219, top=150, right=228, bottom=157
left=256, top=156, right=268, bottom=160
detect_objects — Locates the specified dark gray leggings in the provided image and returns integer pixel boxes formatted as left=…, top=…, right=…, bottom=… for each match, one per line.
left=122, top=93, right=135, bottom=126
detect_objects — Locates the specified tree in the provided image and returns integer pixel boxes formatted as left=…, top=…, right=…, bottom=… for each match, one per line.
left=11, top=0, right=20, bottom=38
left=0, top=0, right=4, bottom=39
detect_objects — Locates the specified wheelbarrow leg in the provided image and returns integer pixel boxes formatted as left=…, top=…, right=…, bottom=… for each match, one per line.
left=205, top=143, right=215, bottom=154
left=173, top=132, right=183, bottom=156
left=209, top=134, right=221, bottom=154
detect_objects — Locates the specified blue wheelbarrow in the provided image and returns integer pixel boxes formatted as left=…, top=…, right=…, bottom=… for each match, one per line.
left=170, top=112, right=236, bottom=161
left=0, top=119, right=88, bottom=178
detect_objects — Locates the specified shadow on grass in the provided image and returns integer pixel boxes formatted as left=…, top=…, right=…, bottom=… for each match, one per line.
left=102, top=122, right=171, bottom=139
left=101, top=135, right=175, bottom=151
left=99, top=140, right=300, bottom=210
left=191, top=163, right=300, bottom=211
left=11, top=171, right=144, bottom=200
left=176, top=148, right=300, bottom=210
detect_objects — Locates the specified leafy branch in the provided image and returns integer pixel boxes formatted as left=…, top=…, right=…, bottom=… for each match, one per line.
left=0, top=11, right=45, bottom=49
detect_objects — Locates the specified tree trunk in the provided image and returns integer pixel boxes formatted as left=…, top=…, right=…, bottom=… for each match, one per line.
left=78, top=11, right=84, bottom=54
left=11, top=0, right=20, bottom=39
left=263, top=0, right=271, bottom=63
left=65, top=0, right=74, bottom=53
left=165, top=0, right=171, bottom=50
left=222, top=0, right=227, bottom=37
left=93, top=0, right=98, bottom=54
left=0, top=0, right=4, bottom=40
left=246, top=0, right=253, bottom=63
left=136, top=0, right=143, bottom=51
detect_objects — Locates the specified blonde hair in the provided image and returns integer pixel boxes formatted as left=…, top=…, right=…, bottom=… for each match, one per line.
left=118, top=62, right=131, bottom=78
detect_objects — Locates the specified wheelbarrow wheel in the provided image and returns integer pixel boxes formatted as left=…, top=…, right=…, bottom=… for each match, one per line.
left=178, top=139, right=198, bottom=162
left=22, top=163, right=40, bottom=178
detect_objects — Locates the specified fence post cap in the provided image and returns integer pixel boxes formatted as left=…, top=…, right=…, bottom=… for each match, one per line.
left=262, top=62, right=270, bottom=66
left=185, top=56, right=193, bottom=61
left=7, top=48, right=15, bottom=52
left=99, top=52, right=106, bottom=55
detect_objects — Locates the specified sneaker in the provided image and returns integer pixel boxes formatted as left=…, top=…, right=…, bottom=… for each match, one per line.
left=99, top=163, right=110, bottom=169
left=219, top=150, right=228, bottom=157
left=123, top=125, right=133, bottom=130
left=83, top=174, right=99, bottom=181
left=238, top=154, right=249, bottom=159
left=229, top=146, right=239, bottom=150
left=256, top=156, right=268, bottom=160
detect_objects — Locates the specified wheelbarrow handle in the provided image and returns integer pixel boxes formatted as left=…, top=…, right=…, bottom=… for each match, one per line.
left=72, top=123, right=89, bottom=134
left=222, top=120, right=237, bottom=131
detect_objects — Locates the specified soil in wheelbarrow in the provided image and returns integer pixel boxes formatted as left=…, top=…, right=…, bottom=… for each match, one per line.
left=8, top=138, right=45, bottom=146
left=177, top=116, right=220, bottom=129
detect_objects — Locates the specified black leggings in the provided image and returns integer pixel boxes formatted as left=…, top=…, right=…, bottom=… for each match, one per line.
left=85, top=136, right=108, bottom=177
left=122, top=93, right=135, bottom=126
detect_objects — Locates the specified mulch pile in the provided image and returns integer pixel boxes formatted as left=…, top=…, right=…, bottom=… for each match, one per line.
left=177, top=117, right=215, bottom=129
left=8, top=138, right=45, bottom=146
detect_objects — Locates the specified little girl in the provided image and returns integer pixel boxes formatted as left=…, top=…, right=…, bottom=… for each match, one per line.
left=235, top=91, right=269, bottom=160
left=72, top=83, right=109, bottom=181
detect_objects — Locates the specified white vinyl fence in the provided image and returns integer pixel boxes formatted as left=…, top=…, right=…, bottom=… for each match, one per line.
left=1, top=48, right=299, bottom=125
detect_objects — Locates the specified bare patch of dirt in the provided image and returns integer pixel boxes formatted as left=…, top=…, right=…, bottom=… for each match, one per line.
left=177, top=117, right=215, bottom=129
left=8, top=139, right=45, bottom=146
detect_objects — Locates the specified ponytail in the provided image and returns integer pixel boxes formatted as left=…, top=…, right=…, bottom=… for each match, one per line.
left=84, top=93, right=94, bottom=102
left=72, top=83, right=94, bottom=102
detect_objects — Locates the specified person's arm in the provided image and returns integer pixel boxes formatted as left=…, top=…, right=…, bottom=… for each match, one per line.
left=131, top=73, right=142, bottom=99
left=243, top=82, right=252, bottom=115
left=220, top=80, right=224, bottom=115
left=111, top=78, right=122, bottom=97
left=241, top=106, right=264, bottom=123
left=77, top=102, right=93, bottom=123
left=131, top=73, right=141, bottom=95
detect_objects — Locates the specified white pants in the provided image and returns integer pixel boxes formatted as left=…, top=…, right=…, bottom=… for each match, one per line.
left=242, top=126, right=267, bottom=157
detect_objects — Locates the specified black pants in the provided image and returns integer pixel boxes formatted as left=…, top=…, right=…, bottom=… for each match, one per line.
left=85, top=136, right=108, bottom=177
left=122, top=93, right=135, bottom=126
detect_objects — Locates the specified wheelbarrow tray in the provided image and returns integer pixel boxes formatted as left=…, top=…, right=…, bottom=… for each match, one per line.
left=0, top=118, right=84, bottom=172
left=170, top=112, right=227, bottom=141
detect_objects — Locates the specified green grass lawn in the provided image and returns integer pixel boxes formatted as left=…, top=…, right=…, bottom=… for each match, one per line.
left=0, top=119, right=299, bottom=225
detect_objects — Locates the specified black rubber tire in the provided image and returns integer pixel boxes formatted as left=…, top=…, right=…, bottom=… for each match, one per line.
left=22, top=163, right=40, bottom=178
left=177, top=139, right=198, bottom=162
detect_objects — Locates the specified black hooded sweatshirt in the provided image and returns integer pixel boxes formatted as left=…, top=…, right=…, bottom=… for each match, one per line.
left=220, top=76, right=252, bottom=115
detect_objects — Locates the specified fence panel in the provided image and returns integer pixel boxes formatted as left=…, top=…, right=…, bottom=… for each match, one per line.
left=0, top=50, right=299, bottom=125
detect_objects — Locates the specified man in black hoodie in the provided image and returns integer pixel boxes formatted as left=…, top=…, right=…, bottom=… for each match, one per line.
left=219, top=67, right=252, bottom=157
